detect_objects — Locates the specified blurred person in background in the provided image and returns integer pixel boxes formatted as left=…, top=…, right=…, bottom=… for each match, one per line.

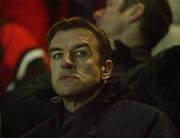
left=0, top=0, right=105, bottom=51
left=93, top=0, right=172, bottom=73
left=93, top=0, right=180, bottom=133
left=0, top=20, right=49, bottom=98
left=0, top=0, right=49, bottom=50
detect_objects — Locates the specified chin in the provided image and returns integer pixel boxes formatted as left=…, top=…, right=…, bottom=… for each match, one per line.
left=54, top=87, right=78, bottom=96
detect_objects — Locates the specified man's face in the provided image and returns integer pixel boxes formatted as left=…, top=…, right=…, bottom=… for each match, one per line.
left=49, top=28, right=108, bottom=98
left=93, top=0, right=128, bottom=37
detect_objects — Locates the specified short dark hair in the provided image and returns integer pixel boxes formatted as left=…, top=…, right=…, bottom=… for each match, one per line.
left=120, top=0, right=172, bottom=49
left=47, top=17, right=112, bottom=63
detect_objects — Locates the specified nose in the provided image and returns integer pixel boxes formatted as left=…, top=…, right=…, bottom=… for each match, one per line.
left=61, top=52, right=75, bottom=69
left=93, top=8, right=104, bottom=21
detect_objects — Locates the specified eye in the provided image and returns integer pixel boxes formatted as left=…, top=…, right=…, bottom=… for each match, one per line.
left=75, top=50, right=88, bottom=57
left=52, top=52, right=63, bottom=59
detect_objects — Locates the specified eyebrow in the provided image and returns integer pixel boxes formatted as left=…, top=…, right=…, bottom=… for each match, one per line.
left=73, top=43, right=90, bottom=50
left=48, top=43, right=90, bottom=53
left=48, top=47, right=62, bottom=54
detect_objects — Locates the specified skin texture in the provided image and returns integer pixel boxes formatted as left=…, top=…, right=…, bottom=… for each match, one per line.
left=93, top=0, right=145, bottom=48
left=93, top=0, right=128, bottom=37
left=49, top=28, right=112, bottom=111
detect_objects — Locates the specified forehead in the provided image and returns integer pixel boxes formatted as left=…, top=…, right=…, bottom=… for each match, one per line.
left=49, top=28, right=99, bottom=49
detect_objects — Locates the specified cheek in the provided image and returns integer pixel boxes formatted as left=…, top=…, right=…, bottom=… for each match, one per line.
left=82, top=61, right=102, bottom=78
left=50, top=60, right=59, bottom=71
left=50, top=62, right=59, bottom=79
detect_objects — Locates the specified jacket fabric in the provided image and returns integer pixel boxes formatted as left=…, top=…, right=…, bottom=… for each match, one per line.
left=20, top=77, right=179, bottom=138
left=1, top=74, right=126, bottom=138
left=112, top=40, right=151, bottom=74
left=1, top=72, right=56, bottom=138
left=122, top=45, right=180, bottom=133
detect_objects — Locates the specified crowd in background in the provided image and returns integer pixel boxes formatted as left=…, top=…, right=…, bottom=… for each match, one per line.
left=0, top=0, right=180, bottom=137
left=0, top=0, right=105, bottom=96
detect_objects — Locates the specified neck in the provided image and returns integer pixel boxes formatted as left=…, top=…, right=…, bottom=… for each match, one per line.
left=109, top=22, right=144, bottom=49
left=62, top=90, right=101, bottom=112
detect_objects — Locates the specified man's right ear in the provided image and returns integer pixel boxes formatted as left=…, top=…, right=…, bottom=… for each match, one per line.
left=101, top=59, right=113, bottom=80
left=126, top=3, right=145, bottom=22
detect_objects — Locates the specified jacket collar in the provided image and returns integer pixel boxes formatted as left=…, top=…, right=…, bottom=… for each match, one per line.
left=48, top=75, right=129, bottom=137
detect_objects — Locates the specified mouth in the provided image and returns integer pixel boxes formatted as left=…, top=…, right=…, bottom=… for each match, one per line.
left=59, top=75, right=79, bottom=81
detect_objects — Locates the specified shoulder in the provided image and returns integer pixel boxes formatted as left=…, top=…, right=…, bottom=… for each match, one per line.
left=104, top=100, right=177, bottom=131
left=107, top=100, right=171, bottom=122
left=105, top=100, right=158, bottom=116
left=97, top=100, right=179, bottom=137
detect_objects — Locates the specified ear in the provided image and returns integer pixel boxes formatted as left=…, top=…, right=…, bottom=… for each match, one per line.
left=126, top=3, right=145, bottom=22
left=101, top=59, right=113, bottom=80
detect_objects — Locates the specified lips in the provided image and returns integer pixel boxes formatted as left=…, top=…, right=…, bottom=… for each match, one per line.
left=59, top=75, right=79, bottom=81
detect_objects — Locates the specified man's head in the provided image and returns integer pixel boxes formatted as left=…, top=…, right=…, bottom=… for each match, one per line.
left=94, top=0, right=172, bottom=49
left=48, top=17, right=113, bottom=99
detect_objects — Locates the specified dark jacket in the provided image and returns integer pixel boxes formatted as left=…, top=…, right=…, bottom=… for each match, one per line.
left=112, top=40, right=151, bottom=74
left=1, top=72, right=56, bottom=138
left=122, top=45, right=180, bottom=133
left=20, top=78, right=179, bottom=138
